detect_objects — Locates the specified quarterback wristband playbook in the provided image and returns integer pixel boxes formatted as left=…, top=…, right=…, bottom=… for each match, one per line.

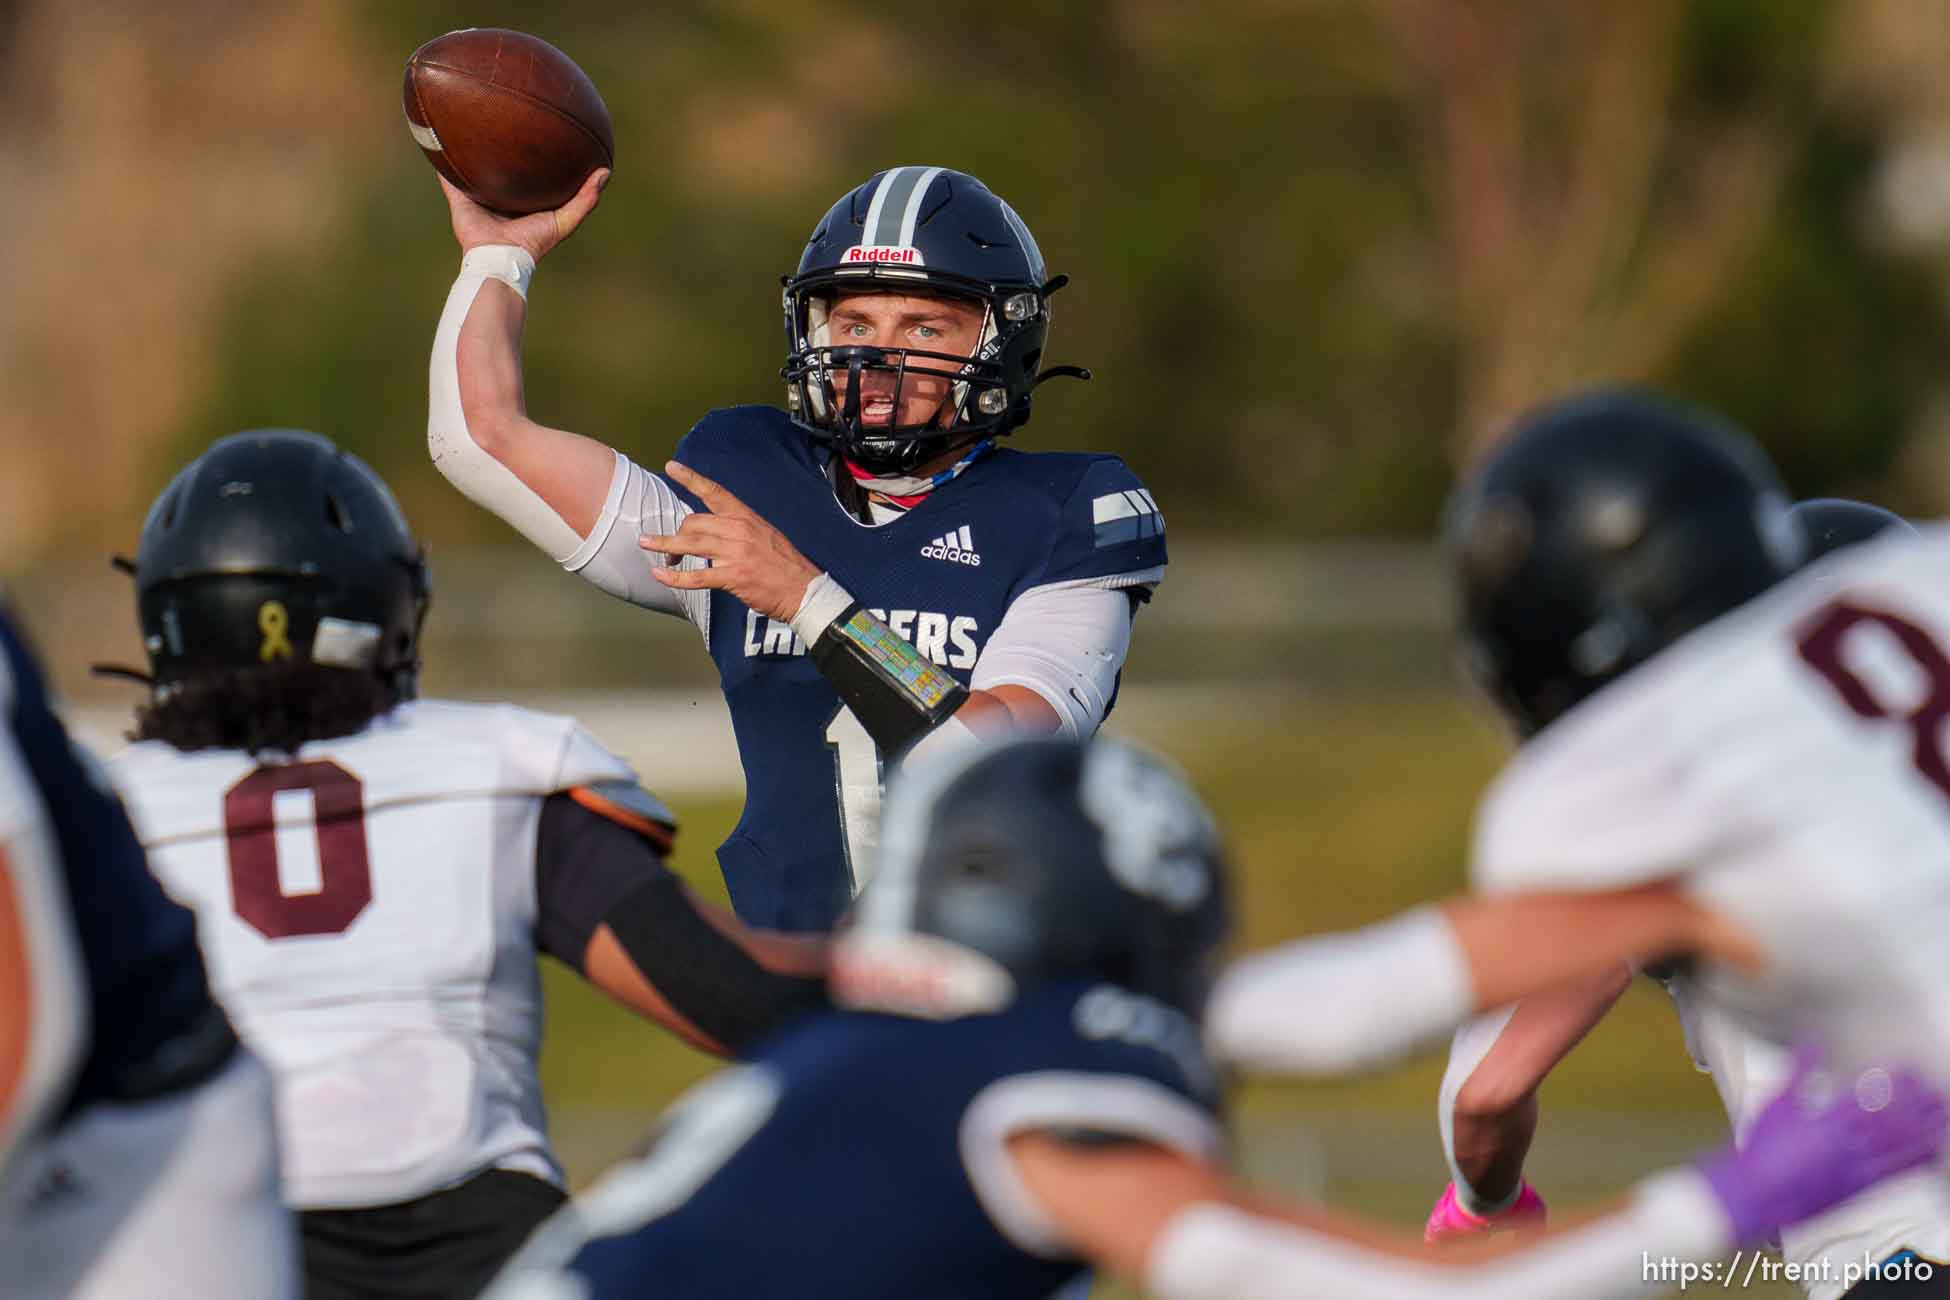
left=792, top=573, right=967, bottom=753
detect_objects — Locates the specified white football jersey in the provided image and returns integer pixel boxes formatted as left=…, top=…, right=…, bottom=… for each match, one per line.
left=108, top=699, right=635, bottom=1210
left=1476, top=528, right=1950, bottom=1286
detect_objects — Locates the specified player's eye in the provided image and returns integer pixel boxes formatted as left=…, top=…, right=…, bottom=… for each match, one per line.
left=841, top=321, right=874, bottom=338
left=913, top=324, right=941, bottom=340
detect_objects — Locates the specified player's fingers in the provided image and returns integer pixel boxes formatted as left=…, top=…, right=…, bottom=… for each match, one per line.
left=555, top=168, right=610, bottom=238
left=664, top=461, right=755, bottom=519
left=641, top=531, right=729, bottom=560
left=667, top=514, right=746, bottom=543
left=651, top=565, right=723, bottom=590
left=643, top=514, right=747, bottom=548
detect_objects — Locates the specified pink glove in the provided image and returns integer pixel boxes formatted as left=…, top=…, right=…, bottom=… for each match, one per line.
left=1423, top=1180, right=1548, bottom=1243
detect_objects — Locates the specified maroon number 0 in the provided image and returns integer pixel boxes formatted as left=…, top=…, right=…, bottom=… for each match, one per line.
left=1796, top=600, right=1950, bottom=802
left=222, top=760, right=373, bottom=939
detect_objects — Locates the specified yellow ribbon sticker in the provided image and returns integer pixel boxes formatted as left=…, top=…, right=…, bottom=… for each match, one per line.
left=258, top=600, right=294, bottom=662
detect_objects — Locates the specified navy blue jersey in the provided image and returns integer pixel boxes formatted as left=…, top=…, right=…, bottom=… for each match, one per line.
left=0, top=608, right=214, bottom=1113
left=672, top=407, right=1168, bottom=931
left=540, top=980, right=1220, bottom=1300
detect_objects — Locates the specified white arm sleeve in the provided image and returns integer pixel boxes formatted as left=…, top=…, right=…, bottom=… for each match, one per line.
left=427, top=248, right=705, bottom=626
left=428, top=247, right=579, bottom=560
left=1147, top=1170, right=1730, bottom=1300
left=1204, top=906, right=1476, bottom=1076
left=1438, top=1006, right=1521, bottom=1212
left=969, top=577, right=1142, bottom=737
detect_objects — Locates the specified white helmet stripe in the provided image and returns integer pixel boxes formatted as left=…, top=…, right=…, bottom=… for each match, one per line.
left=863, top=166, right=933, bottom=248
left=859, top=167, right=906, bottom=250
left=897, top=166, right=946, bottom=247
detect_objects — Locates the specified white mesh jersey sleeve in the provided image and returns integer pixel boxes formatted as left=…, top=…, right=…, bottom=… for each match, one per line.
left=970, top=575, right=1152, bottom=737
left=1469, top=620, right=1736, bottom=898
left=547, top=718, right=633, bottom=791
left=564, top=457, right=711, bottom=632
left=427, top=258, right=705, bottom=628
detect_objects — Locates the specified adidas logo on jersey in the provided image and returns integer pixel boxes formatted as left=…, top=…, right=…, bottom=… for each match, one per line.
left=921, top=526, right=982, bottom=567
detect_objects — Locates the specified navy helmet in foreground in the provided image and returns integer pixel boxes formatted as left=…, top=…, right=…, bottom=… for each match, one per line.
left=835, top=733, right=1232, bottom=1020
left=486, top=734, right=1232, bottom=1300
left=1447, top=389, right=1804, bottom=736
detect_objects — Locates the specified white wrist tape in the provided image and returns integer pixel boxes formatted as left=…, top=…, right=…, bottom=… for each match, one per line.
left=1204, top=905, right=1475, bottom=1076
left=1144, top=1171, right=1728, bottom=1300
left=460, top=244, right=536, bottom=299
left=791, top=572, right=856, bottom=646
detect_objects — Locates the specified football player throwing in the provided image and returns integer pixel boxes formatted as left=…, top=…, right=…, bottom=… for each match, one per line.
left=428, top=165, right=1165, bottom=931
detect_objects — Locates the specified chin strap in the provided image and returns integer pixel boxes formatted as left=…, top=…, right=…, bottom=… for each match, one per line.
left=843, top=439, right=996, bottom=503
left=94, top=553, right=152, bottom=685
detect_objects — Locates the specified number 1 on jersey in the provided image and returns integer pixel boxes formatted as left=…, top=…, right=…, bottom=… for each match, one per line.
left=823, top=706, right=883, bottom=895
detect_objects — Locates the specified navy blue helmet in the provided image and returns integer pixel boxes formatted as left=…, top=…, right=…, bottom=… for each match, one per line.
left=835, top=736, right=1230, bottom=1021
left=780, top=166, right=1087, bottom=474
left=1448, top=389, right=1803, bottom=736
left=1790, top=497, right=1917, bottom=562
left=135, top=429, right=430, bottom=698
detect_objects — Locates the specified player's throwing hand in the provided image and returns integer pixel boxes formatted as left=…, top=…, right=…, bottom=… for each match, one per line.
left=643, top=461, right=824, bottom=623
left=440, top=168, right=609, bottom=262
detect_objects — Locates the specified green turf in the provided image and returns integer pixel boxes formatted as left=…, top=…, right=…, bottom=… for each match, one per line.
left=535, top=690, right=1786, bottom=1296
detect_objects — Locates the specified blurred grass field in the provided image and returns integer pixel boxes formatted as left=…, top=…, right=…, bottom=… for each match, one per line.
left=536, top=687, right=1785, bottom=1297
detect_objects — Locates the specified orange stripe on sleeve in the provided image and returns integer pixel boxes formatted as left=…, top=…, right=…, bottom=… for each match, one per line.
left=568, top=786, right=676, bottom=854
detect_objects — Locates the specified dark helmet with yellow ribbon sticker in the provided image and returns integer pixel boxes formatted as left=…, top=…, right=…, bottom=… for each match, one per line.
left=134, top=429, right=430, bottom=699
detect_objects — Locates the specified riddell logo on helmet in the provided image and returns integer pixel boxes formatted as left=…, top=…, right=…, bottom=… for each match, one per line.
left=843, top=245, right=926, bottom=266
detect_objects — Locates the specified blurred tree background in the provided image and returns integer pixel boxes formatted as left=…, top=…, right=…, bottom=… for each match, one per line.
left=7, top=0, right=1950, bottom=561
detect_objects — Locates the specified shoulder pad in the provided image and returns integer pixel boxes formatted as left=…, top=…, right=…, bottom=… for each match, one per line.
left=1035, top=457, right=1167, bottom=589
left=673, top=407, right=807, bottom=479
left=567, top=779, right=676, bottom=852
left=550, top=717, right=637, bottom=792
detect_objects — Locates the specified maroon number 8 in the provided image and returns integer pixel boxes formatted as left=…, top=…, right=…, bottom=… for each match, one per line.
left=222, top=760, right=373, bottom=939
left=1796, top=600, right=1950, bottom=801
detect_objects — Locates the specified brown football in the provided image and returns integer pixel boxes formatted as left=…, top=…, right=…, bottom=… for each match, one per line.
left=403, top=28, right=613, bottom=216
